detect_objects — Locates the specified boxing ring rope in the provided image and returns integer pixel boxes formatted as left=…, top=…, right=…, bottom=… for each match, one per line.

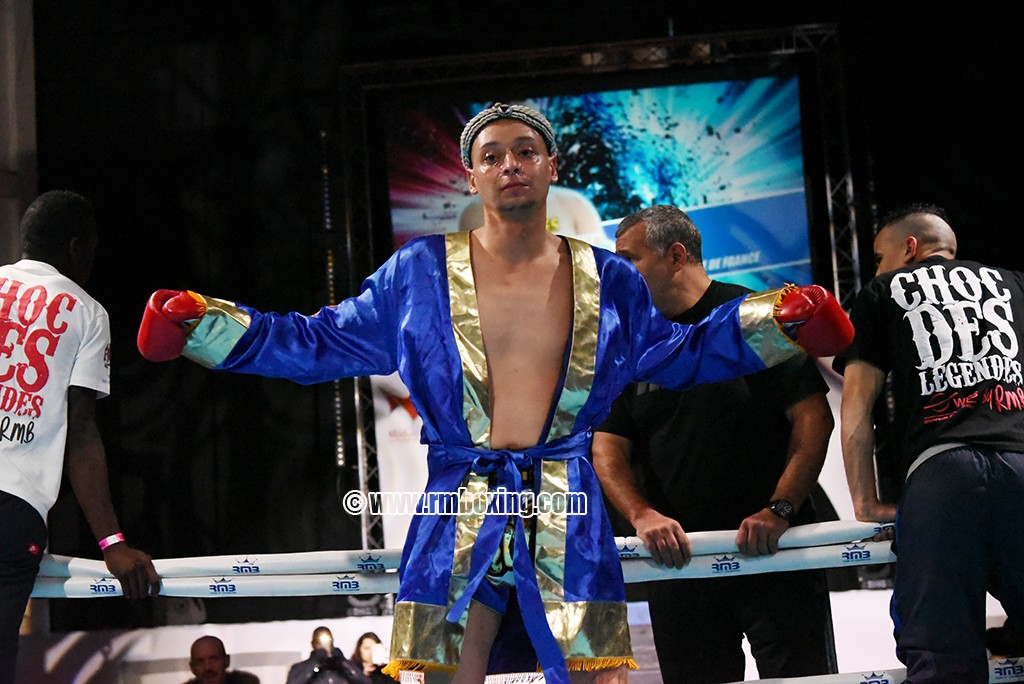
left=29, top=520, right=1024, bottom=683
left=33, top=520, right=892, bottom=596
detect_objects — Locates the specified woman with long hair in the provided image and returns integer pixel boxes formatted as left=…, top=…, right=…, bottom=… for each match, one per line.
left=350, top=632, right=390, bottom=683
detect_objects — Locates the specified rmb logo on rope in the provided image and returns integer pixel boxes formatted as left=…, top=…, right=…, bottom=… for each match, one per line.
left=210, top=577, right=237, bottom=594
left=711, top=554, right=741, bottom=574
left=89, top=578, right=118, bottom=594
left=357, top=553, right=385, bottom=572
left=858, top=674, right=892, bottom=684
left=333, top=575, right=360, bottom=592
left=995, top=658, right=1024, bottom=678
left=617, top=542, right=640, bottom=558
left=232, top=557, right=260, bottom=574
left=842, top=543, right=872, bottom=562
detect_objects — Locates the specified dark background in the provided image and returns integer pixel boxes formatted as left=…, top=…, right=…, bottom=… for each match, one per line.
left=28, top=0, right=1020, bottom=629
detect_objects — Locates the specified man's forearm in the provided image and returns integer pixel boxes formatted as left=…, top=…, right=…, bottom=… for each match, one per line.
left=66, top=433, right=122, bottom=540
left=592, top=433, right=652, bottom=525
left=842, top=419, right=883, bottom=517
left=773, top=395, right=833, bottom=509
left=839, top=362, right=890, bottom=520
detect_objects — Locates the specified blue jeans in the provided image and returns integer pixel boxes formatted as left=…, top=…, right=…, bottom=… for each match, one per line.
left=893, top=447, right=1024, bottom=683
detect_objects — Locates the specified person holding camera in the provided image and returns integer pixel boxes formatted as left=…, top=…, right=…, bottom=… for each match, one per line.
left=349, top=632, right=391, bottom=683
left=285, top=626, right=365, bottom=684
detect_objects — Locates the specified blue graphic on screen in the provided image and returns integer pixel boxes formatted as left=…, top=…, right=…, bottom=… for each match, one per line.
left=384, top=75, right=811, bottom=290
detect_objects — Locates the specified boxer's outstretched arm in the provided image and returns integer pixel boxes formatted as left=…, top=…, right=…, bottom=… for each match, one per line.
left=775, top=284, right=854, bottom=357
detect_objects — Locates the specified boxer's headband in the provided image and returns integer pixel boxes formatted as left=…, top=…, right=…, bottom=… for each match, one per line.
left=459, top=102, right=558, bottom=169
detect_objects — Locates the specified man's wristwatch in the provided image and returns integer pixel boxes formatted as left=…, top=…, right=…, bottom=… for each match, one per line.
left=768, top=499, right=796, bottom=521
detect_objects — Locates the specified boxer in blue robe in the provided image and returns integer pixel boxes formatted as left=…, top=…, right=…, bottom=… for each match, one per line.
left=137, top=103, right=853, bottom=684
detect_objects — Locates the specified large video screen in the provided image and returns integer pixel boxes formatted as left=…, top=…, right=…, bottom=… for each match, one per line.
left=377, top=70, right=815, bottom=291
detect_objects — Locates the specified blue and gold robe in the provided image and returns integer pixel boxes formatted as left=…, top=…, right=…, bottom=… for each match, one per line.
left=178, top=232, right=802, bottom=683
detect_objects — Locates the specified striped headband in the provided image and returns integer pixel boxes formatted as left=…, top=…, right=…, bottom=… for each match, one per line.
left=459, top=102, right=558, bottom=169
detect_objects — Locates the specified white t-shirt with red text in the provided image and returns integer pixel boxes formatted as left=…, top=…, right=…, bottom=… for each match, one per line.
left=0, top=259, right=111, bottom=522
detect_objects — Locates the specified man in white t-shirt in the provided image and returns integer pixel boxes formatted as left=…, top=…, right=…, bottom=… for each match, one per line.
left=0, top=190, right=161, bottom=684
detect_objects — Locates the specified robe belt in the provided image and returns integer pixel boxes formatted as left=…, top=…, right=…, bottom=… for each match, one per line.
left=436, top=431, right=591, bottom=684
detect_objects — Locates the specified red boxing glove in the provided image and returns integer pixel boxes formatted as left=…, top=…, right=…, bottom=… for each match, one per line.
left=775, top=285, right=854, bottom=357
left=137, top=290, right=206, bottom=362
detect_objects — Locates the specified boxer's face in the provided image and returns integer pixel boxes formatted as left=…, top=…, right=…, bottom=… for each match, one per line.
left=466, top=120, right=557, bottom=216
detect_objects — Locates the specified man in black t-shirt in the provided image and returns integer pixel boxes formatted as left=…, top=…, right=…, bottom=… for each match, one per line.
left=835, top=203, right=1024, bottom=683
left=593, top=205, right=838, bottom=682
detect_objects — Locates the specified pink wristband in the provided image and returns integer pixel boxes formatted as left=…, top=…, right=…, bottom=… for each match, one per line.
left=98, top=533, right=125, bottom=551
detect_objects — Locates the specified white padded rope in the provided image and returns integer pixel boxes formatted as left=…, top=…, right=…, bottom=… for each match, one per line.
left=31, top=570, right=400, bottom=598
left=28, top=518, right=1024, bottom=684
left=31, top=539, right=892, bottom=599
left=36, top=520, right=891, bottom=580
left=31, top=520, right=896, bottom=599
left=395, top=661, right=1024, bottom=684
left=750, top=659, right=1024, bottom=684
left=621, top=540, right=894, bottom=583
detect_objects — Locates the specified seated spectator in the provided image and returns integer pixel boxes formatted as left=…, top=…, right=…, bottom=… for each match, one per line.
left=184, top=635, right=259, bottom=684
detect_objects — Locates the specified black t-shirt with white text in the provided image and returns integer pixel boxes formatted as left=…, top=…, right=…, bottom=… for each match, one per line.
left=834, top=255, right=1024, bottom=479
